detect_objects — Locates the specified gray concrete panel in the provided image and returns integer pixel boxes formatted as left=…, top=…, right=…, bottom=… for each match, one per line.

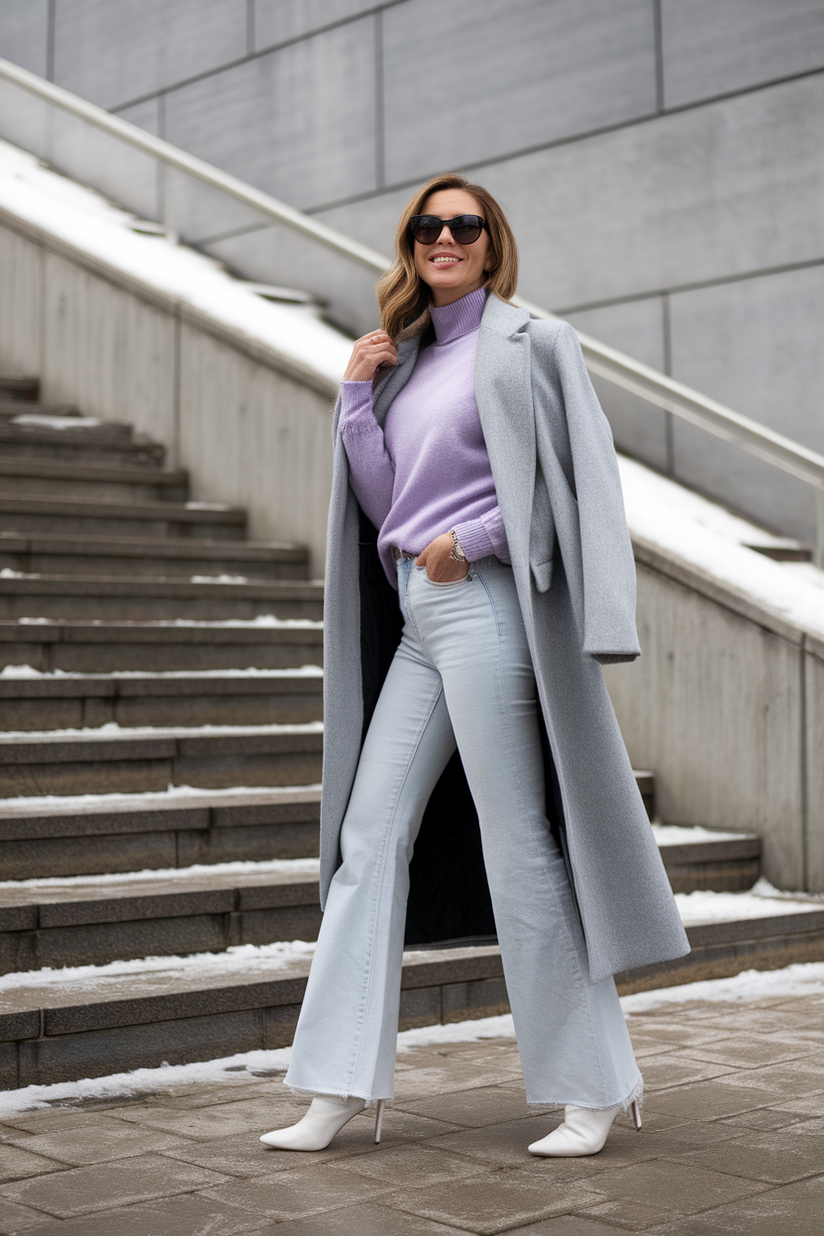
left=666, top=265, right=824, bottom=541
left=564, top=298, right=670, bottom=471
left=0, top=224, right=42, bottom=377
left=382, top=0, right=657, bottom=185
left=669, top=265, right=824, bottom=454
left=52, top=0, right=248, bottom=110
left=0, top=76, right=51, bottom=161
left=164, top=18, right=377, bottom=211
left=114, top=98, right=162, bottom=137
left=253, top=0, right=375, bottom=48
left=806, top=642, right=824, bottom=893
left=661, top=0, right=824, bottom=108
left=203, top=224, right=381, bottom=336
left=0, top=0, right=49, bottom=77
left=671, top=423, right=816, bottom=543
left=48, top=110, right=160, bottom=221
left=312, top=183, right=413, bottom=256
left=476, top=73, right=824, bottom=312
left=605, top=562, right=805, bottom=888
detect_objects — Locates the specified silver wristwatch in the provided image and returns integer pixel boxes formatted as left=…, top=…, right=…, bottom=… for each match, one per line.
left=449, top=530, right=468, bottom=562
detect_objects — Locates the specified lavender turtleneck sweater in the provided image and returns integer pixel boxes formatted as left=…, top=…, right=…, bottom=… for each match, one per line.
left=339, top=287, right=510, bottom=585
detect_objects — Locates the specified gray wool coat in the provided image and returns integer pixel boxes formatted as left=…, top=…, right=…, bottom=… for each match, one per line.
left=320, top=293, right=689, bottom=984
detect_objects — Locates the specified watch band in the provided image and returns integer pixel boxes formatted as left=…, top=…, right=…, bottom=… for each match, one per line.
left=449, top=529, right=468, bottom=562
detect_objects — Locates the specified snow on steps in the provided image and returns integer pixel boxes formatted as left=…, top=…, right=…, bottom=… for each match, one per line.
left=0, top=617, right=323, bottom=672
left=0, top=833, right=771, bottom=976
left=0, top=576, right=324, bottom=622
left=0, top=723, right=324, bottom=798
left=0, top=533, right=308, bottom=581
left=1, top=877, right=823, bottom=1088
left=0, top=786, right=323, bottom=880
left=0, top=667, right=324, bottom=730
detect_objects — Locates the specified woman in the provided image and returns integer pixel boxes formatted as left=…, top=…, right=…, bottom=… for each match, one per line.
left=261, top=174, right=688, bottom=1158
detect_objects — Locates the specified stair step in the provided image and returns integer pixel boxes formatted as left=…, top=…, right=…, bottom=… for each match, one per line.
left=0, top=456, right=189, bottom=502
left=0, top=534, right=308, bottom=581
left=0, top=787, right=321, bottom=879
left=0, top=495, right=246, bottom=540
left=4, top=894, right=824, bottom=1087
left=0, top=825, right=766, bottom=973
left=0, top=421, right=164, bottom=467
left=0, top=618, right=322, bottom=673
left=0, top=725, right=324, bottom=796
left=653, top=825, right=761, bottom=893
left=0, top=943, right=505, bottom=1087
left=0, top=376, right=38, bottom=402
left=0, top=576, right=324, bottom=622
left=0, top=669, right=323, bottom=729
left=617, top=902, right=824, bottom=995
left=0, top=862, right=323, bottom=974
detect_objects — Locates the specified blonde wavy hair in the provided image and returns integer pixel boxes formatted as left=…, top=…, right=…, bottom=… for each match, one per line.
left=377, top=174, right=519, bottom=340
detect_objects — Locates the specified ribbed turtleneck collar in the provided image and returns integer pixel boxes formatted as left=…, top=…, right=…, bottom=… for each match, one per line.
left=430, top=287, right=488, bottom=345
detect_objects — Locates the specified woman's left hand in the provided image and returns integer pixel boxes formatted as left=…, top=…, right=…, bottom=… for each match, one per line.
left=416, top=533, right=469, bottom=583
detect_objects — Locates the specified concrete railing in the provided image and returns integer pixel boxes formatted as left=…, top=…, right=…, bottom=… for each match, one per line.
left=2, top=56, right=823, bottom=564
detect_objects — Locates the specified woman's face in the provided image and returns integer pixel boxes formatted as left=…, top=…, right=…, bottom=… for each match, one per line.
left=412, top=189, right=491, bottom=307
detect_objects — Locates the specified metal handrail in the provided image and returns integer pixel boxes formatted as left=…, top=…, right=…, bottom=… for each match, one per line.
left=1, top=55, right=823, bottom=562
left=0, top=58, right=390, bottom=275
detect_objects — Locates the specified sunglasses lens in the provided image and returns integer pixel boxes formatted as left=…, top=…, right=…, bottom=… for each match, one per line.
left=451, top=217, right=482, bottom=244
left=411, top=217, right=441, bottom=244
left=410, top=215, right=485, bottom=245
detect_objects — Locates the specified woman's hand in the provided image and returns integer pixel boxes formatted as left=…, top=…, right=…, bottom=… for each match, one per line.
left=343, top=331, right=398, bottom=382
left=416, top=532, right=470, bottom=583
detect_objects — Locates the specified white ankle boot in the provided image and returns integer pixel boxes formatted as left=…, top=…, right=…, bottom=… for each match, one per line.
left=260, top=1095, right=385, bottom=1151
left=528, top=1099, right=641, bottom=1157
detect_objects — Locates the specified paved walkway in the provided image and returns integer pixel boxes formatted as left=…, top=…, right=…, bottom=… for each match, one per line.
left=0, top=989, right=823, bottom=1234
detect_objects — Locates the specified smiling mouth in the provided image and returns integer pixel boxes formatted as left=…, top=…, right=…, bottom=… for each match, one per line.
left=430, top=255, right=462, bottom=266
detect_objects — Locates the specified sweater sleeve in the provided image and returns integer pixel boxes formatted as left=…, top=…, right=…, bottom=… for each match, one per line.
left=452, top=506, right=511, bottom=564
left=338, top=381, right=395, bottom=532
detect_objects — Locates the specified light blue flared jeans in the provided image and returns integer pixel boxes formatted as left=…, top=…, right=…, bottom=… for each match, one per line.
left=285, top=556, right=642, bottom=1108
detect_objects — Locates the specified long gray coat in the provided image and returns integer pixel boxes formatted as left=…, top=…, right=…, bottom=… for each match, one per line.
left=321, top=294, right=689, bottom=984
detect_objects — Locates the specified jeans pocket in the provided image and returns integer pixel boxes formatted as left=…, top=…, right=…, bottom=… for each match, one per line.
left=423, top=569, right=471, bottom=588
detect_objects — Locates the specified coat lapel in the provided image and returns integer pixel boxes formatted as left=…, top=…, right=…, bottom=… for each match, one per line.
left=474, top=297, right=536, bottom=558
left=372, top=335, right=421, bottom=429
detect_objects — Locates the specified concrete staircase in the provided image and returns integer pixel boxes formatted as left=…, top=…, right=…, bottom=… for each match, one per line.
left=1, top=373, right=823, bottom=1090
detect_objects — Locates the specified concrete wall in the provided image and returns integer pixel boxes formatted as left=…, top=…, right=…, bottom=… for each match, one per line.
left=0, top=210, right=336, bottom=576
left=1, top=1, right=823, bottom=541
left=604, top=541, right=824, bottom=893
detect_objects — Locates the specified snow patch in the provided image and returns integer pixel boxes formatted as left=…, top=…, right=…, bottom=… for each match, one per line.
left=0, top=939, right=317, bottom=994
left=10, top=414, right=101, bottom=429
left=0, top=568, right=39, bottom=579
left=621, top=961, right=824, bottom=1014
left=0, top=139, right=351, bottom=389
left=619, top=455, right=824, bottom=639
left=652, top=824, right=755, bottom=845
left=0, top=856, right=320, bottom=891
left=0, top=783, right=321, bottom=811
left=0, top=720, right=324, bottom=739
left=674, top=882, right=824, bottom=925
left=190, top=574, right=250, bottom=584
left=0, top=665, right=322, bottom=679
left=3, top=962, right=824, bottom=1116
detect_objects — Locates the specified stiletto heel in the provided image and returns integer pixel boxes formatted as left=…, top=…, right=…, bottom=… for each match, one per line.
left=374, top=1099, right=385, bottom=1144
left=631, top=1099, right=642, bottom=1131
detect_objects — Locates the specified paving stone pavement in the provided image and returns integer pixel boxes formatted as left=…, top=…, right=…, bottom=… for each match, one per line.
left=0, top=991, right=823, bottom=1234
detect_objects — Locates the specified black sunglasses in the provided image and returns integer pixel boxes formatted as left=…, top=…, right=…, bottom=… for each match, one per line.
left=409, top=214, right=488, bottom=246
